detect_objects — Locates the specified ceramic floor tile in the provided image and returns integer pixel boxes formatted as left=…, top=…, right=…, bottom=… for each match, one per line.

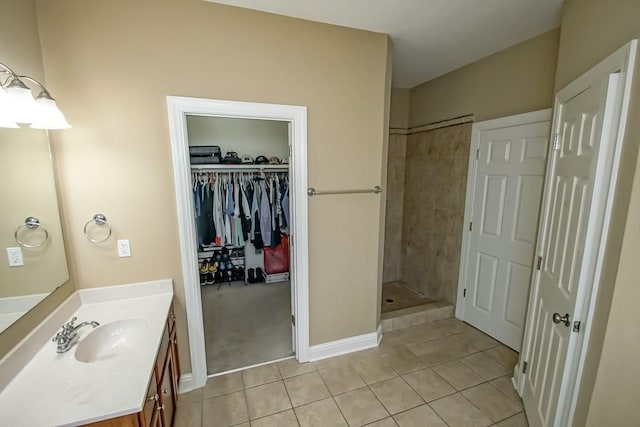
left=482, top=346, right=519, bottom=370
left=204, top=372, right=244, bottom=399
left=407, top=335, right=474, bottom=366
left=370, top=377, right=424, bottom=415
left=431, top=360, right=485, bottom=391
left=379, top=346, right=426, bottom=375
left=314, top=354, right=353, bottom=371
left=489, top=376, right=520, bottom=401
left=429, top=393, right=493, bottom=427
left=244, top=381, right=292, bottom=419
left=278, top=358, right=317, bottom=379
left=433, top=318, right=475, bottom=334
left=392, top=404, right=447, bottom=427
left=462, top=383, right=523, bottom=422
left=242, top=364, right=282, bottom=388
left=496, top=412, right=529, bottom=427
left=351, top=355, right=398, bottom=385
left=250, top=409, right=300, bottom=427
left=174, top=400, right=202, bottom=427
left=284, top=371, right=331, bottom=407
left=334, top=387, right=390, bottom=426
left=294, top=397, right=348, bottom=427
left=202, top=390, right=249, bottom=427
left=459, top=352, right=512, bottom=381
left=365, top=417, right=398, bottom=426
left=177, top=388, right=203, bottom=407
left=392, top=323, right=452, bottom=346
left=318, top=365, right=367, bottom=395
left=455, top=330, right=500, bottom=352
left=402, top=368, right=456, bottom=402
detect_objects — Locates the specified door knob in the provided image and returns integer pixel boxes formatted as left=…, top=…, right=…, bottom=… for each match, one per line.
left=552, top=312, right=570, bottom=327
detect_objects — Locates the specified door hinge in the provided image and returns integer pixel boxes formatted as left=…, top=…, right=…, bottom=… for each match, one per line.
left=469, top=222, right=473, bottom=231
left=463, top=289, right=467, bottom=298
left=475, top=149, right=480, bottom=160
left=552, top=134, right=561, bottom=151
left=291, top=314, right=296, bottom=326
left=289, top=145, right=293, bottom=157
left=536, top=256, right=543, bottom=270
left=573, top=321, right=581, bottom=333
left=522, top=361, right=529, bottom=374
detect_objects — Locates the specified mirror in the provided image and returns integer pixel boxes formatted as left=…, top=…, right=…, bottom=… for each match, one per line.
left=0, top=128, right=69, bottom=333
left=0, top=0, right=70, bottom=334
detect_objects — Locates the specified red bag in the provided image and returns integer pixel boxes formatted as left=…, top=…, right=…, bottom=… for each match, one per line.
left=264, top=234, right=290, bottom=274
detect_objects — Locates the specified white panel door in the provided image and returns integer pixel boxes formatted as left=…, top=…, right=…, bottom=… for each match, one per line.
left=463, top=120, right=549, bottom=350
left=521, top=73, right=620, bottom=427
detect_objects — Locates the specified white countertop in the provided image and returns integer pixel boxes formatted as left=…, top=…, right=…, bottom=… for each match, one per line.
left=0, top=279, right=174, bottom=427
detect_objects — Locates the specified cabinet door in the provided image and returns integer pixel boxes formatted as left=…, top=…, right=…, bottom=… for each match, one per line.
left=169, top=328, right=180, bottom=396
left=140, top=370, right=159, bottom=427
left=159, top=350, right=177, bottom=427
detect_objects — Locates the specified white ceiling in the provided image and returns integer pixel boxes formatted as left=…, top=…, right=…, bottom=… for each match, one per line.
left=204, top=0, right=563, bottom=88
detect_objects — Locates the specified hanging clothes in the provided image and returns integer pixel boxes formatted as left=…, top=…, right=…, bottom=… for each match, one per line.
left=190, top=169, right=288, bottom=250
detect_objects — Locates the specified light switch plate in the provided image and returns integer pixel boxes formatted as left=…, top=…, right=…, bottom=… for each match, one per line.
left=7, top=247, right=24, bottom=266
left=117, top=239, right=131, bottom=257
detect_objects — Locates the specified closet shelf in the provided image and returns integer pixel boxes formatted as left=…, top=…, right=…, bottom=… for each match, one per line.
left=190, top=164, right=289, bottom=172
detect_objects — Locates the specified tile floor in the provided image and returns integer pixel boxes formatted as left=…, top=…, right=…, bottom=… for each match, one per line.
left=175, top=318, right=529, bottom=427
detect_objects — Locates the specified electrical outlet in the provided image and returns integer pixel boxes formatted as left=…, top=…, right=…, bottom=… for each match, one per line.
left=117, top=239, right=131, bottom=257
left=7, top=247, right=24, bottom=266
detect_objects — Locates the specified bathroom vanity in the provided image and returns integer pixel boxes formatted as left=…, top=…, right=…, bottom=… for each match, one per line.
left=0, top=279, right=180, bottom=427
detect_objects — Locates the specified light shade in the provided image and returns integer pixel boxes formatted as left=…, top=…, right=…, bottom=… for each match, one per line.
left=31, top=96, right=71, bottom=129
left=0, top=86, right=19, bottom=128
left=5, top=80, right=37, bottom=124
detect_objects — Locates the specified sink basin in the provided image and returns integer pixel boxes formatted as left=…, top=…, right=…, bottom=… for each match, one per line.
left=74, top=319, right=147, bottom=363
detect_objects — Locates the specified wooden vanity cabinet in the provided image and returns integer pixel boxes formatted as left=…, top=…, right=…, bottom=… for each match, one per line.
left=84, top=304, right=179, bottom=427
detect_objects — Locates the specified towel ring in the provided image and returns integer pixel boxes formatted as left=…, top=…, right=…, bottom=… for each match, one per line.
left=83, top=213, right=112, bottom=243
left=14, top=217, right=49, bottom=248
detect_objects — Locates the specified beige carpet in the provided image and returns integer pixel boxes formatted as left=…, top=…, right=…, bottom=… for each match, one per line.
left=201, top=281, right=293, bottom=375
left=381, top=281, right=433, bottom=314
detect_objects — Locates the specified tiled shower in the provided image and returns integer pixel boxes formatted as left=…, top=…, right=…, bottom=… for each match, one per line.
left=383, top=122, right=472, bottom=307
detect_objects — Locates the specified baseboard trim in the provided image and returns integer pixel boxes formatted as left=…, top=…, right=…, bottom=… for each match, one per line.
left=308, top=326, right=382, bottom=362
left=178, top=373, right=195, bottom=394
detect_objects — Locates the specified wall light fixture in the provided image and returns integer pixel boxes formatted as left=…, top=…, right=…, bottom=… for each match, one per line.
left=0, top=62, right=70, bottom=130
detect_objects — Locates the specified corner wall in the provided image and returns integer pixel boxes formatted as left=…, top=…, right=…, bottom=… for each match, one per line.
left=36, top=0, right=390, bottom=373
left=410, top=29, right=560, bottom=126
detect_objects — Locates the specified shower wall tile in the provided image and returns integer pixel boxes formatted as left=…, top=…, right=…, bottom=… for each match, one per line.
left=383, top=133, right=407, bottom=283
left=401, top=123, right=472, bottom=304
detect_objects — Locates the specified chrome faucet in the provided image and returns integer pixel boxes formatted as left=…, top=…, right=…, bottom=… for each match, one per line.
left=52, top=316, right=100, bottom=353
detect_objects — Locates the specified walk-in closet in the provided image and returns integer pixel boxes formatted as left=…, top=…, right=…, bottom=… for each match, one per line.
left=186, top=115, right=293, bottom=375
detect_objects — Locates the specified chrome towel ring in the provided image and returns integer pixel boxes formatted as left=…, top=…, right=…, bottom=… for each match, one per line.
left=14, top=216, right=49, bottom=248
left=83, top=213, right=112, bottom=243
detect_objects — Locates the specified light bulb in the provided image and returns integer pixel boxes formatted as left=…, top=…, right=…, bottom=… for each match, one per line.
left=31, top=96, right=71, bottom=129
left=0, top=86, right=19, bottom=128
left=6, top=80, right=37, bottom=123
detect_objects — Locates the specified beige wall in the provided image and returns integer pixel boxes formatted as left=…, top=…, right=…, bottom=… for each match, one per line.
left=552, top=0, right=640, bottom=424
left=35, top=0, right=390, bottom=373
left=409, top=29, right=560, bottom=126
left=389, top=88, right=410, bottom=129
left=0, top=0, right=75, bottom=359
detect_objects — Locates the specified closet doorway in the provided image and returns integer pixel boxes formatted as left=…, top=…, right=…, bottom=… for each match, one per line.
left=168, top=97, right=309, bottom=390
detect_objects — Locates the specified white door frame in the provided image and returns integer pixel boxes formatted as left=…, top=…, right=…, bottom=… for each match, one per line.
left=456, top=109, right=552, bottom=322
left=167, top=96, right=310, bottom=392
left=515, top=40, right=637, bottom=425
